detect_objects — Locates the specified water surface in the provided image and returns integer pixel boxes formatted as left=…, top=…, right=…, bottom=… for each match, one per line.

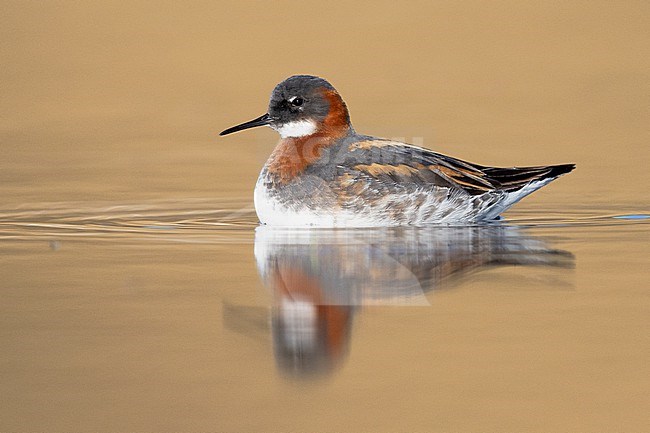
left=1, top=201, right=648, bottom=432
left=2, top=2, right=649, bottom=432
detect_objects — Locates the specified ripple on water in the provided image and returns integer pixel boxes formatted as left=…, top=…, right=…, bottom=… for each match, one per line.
left=0, top=199, right=647, bottom=243
left=0, top=198, right=259, bottom=243
left=612, top=214, right=650, bottom=220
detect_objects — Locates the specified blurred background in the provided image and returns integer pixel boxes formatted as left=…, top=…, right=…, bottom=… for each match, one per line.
left=2, top=0, right=648, bottom=205
left=1, top=2, right=649, bottom=433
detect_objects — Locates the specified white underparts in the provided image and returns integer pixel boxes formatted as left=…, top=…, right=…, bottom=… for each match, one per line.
left=273, top=120, right=318, bottom=138
left=254, top=174, right=558, bottom=227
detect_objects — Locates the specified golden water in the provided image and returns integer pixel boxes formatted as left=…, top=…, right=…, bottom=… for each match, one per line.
left=1, top=2, right=649, bottom=432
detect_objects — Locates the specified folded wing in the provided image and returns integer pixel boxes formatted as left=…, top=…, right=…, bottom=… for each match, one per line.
left=344, top=139, right=575, bottom=195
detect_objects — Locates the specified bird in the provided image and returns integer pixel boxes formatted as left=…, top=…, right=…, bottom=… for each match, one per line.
left=220, top=75, right=575, bottom=227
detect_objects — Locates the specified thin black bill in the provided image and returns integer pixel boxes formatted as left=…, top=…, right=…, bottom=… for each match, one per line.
left=219, top=113, right=271, bottom=136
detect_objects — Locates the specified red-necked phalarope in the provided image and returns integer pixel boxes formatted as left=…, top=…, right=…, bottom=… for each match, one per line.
left=220, top=75, right=575, bottom=227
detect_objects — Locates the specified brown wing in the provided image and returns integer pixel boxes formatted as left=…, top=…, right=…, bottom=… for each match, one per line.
left=342, top=139, right=574, bottom=195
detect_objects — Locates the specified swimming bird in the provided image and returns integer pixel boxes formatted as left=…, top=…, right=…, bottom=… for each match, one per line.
left=220, top=75, right=575, bottom=227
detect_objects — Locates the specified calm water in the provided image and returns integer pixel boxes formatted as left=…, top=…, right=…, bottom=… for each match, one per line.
left=1, top=201, right=648, bottom=432
left=2, top=2, right=649, bottom=432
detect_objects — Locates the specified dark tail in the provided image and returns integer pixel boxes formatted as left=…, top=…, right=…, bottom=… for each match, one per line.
left=480, top=163, right=576, bottom=192
left=546, top=163, right=576, bottom=178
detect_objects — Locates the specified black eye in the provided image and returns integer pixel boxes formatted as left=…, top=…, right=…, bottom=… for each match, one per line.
left=291, top=97, right=303, bottom=106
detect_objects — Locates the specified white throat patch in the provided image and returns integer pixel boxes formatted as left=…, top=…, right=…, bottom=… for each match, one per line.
left=273, top=120, right=317, bottom=138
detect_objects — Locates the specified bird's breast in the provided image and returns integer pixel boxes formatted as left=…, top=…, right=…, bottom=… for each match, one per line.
left=264, top=136, right=333, bottom=183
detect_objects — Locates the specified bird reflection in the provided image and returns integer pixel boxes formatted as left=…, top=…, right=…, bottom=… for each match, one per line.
left=230, top=225, right=573, bottom=379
